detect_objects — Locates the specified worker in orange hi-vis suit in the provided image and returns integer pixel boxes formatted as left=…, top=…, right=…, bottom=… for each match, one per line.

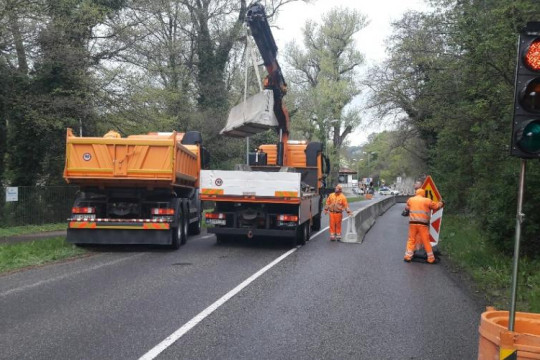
left=403, top=188, right=444, bottom=264
left=324, top=184, right=352, bottom=241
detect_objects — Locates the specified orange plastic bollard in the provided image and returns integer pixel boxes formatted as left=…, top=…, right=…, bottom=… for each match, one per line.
left=478, top=307, right=540, bottom=359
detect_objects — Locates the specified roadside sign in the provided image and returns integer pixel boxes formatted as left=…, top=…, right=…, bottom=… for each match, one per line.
left=6, top=187, right=18, bottom=202
left=421, top=176, right=443, bottom=245
left=421, top=175, right=441, bottom=202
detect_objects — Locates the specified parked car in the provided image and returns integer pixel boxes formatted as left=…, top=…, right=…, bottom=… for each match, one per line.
left=379, top=186, right=392, bottom=195
left=390, top=189, right=401, bottom=195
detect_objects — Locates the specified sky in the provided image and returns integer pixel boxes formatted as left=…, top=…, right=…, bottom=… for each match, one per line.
left=271, top=0, right=431, bottom=146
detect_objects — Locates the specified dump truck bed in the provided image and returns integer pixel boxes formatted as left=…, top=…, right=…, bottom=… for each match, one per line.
left=63, top=129, right=200, bottom=188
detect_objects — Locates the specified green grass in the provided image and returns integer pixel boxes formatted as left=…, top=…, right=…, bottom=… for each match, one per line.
left=347, top=196, right=366, bottom=203
left=439, top=215, right=540, bottom=312
left=0, top=223, right=66, bottom=237
left=0, top=236, right=87, bottom=274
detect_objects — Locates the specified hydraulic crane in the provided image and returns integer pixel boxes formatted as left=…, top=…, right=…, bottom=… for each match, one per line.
left=200, top=2, right=329, bottom=245
left=246, top=2, right=290, bottom=166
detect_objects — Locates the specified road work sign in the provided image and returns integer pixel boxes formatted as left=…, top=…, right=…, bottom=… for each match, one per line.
left=421, top=176, right=443, bottom=245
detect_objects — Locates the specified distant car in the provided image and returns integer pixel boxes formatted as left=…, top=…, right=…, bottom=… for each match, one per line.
left=390, top=189, right=401, bottom=195
left=379, top=187, right=392, bottom=195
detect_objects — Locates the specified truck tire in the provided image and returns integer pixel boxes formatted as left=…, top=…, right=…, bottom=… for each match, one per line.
left=311, top=214, right=321, bottom=232
left=171, top=225, right=181, bottom=250
left=189, top=210, right=202, bottom=235
left=295, top=222, right=307, bottom=246
left=180, top=203, right=189, bottom=245
left=172, top=200, right=189, bottom=248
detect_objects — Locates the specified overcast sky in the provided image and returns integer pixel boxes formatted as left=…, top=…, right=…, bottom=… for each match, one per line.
left=271, top=0, right=430, bottom=145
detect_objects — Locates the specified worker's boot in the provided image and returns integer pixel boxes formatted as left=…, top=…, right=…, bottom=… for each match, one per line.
left=403, top=251, right=413, bottom=262
left=427, top=252, right=437, bottom=264
left=330, top=234, right=335, bottom=241
left=336, top=235, right=342, bottom=241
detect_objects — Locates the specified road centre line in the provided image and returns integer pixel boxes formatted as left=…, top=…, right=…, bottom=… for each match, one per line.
left=0, top=253, right=145, bottom=298
left=138, top=247, right=298, bottom=360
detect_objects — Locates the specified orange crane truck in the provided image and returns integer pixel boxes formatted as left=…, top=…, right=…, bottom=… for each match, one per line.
left=63, top=128, right=208, bottom=249
left=200, top=2, right=329, bottom=246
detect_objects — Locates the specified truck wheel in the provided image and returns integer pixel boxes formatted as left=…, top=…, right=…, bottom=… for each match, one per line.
left=180, top=211, right=189, bottom=245
left=295, top=222, right=307, bottom=246
left=311, top=214, right=321, bottom=232
left=189, top=211, right=202, bottom=235
left=171, top=225, right=181, bottom=250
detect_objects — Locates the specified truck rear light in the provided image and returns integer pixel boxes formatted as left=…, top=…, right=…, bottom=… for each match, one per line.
left=205, top=212, right=226, bottom=225
left=151, top=208, right=175, bottom=215
left=72, top=207, right=95, bottom=214
left=277, top=214, right=298, bottom=222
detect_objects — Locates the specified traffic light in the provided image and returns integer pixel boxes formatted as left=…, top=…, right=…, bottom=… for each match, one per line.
left=511, top=22, right=540, bottom=158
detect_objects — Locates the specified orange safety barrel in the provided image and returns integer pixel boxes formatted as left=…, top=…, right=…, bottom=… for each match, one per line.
left=478, top=307, right=540, bottom=359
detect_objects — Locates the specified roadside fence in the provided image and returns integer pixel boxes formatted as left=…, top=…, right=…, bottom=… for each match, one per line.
left=0, top=186, right=78, bottom=227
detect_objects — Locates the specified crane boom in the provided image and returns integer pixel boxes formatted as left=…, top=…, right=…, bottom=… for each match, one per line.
left=246, top=2, right=290, bottom=139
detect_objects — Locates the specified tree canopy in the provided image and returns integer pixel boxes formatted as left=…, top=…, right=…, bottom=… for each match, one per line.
left=364, top=0, right=540, bottom=256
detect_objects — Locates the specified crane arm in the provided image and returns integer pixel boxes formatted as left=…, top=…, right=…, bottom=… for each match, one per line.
left=246, top=2, right=289, bottom=137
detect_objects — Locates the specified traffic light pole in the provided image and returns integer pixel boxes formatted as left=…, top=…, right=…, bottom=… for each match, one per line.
left=509, top=159, right=526, bottom=331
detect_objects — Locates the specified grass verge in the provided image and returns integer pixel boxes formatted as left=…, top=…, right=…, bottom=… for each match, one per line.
left=347, top=196, right=366, bottom=203
left=439, top=215, right=540, bottom=312
left=0, top=223, right=66, bottom=237
left=0, top=237, right=87, bottom=274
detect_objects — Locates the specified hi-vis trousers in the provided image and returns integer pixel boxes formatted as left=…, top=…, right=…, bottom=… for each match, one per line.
left=405, top=223, right=435, bottom=262
left=329, top=212, right=343, bottom=238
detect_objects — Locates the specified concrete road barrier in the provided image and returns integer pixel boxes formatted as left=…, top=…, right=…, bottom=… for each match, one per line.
left=341, top=197, right=396, bottom=243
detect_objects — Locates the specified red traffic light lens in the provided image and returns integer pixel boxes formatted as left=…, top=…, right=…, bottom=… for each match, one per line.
left=525, top=39, right=540, bottom=71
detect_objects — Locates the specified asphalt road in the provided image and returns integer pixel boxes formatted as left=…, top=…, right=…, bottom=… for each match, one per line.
left=0, top=198, right=483, bottom=359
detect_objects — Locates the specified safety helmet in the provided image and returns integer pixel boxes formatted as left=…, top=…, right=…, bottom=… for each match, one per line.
left=416, top=188, right=425, bottom=197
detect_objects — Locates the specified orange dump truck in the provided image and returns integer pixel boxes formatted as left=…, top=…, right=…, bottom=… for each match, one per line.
left=63, top=128, right=208, bottom=249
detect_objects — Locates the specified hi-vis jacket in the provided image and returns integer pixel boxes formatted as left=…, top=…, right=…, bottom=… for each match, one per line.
left=405, top=193, right=443, bottom=225
left=325, top=192, right=350, bottom=213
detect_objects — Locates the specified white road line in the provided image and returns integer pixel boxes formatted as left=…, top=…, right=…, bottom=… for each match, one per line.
left=0, top=253, right=145, bottom=298
left=138, top=247, right=298, bottom=360
left=309, top=214, right=350, bottom=240
left=309, top=225, right=329, bottom=239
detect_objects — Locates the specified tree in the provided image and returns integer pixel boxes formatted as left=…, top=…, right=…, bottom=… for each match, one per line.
left=366, top=0, right=540, bottom=256
left=0, top=0, right=128, bottom=185
left=285, top=7, right=367, bottom=184
left=96, top=0, right=309, bottom=169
